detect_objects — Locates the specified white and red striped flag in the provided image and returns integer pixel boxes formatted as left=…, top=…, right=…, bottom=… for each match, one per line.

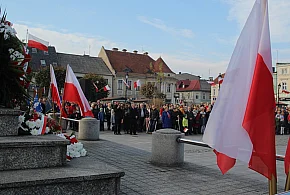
left=122, top=79, right=130, bottom=88
left=218, top=77, right=223, bottom=85
left=103, top=85, right=110, bottom=92
left=63, top=65, right=94, bottom=117
left=134, top=80, right=141, bottom=88
left=28, top=33, right=49, bottom=51
left=50, top=65, right=62, bottom=109
left=203, top=0, right=276, bottom=180
left=92, top=82, right=99, bottom=92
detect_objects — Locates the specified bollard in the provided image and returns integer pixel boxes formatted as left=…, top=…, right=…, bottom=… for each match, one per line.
left=151, top=129, right=184, bottom=166
left=78, top=118, right=100, bottom=141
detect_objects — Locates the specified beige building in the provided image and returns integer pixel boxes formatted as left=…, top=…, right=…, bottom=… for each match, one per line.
left=210, top=74, right=225, bottom=104
left=276, top=63, right=290, bottom=103
left=98, top=47, right=177, bottom=103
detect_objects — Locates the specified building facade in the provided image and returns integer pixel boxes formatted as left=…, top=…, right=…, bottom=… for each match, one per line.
left=98, top=47, right=177, bottom=103
left=276, top=63, right=290, bottom=103
left=176, top=79, right=211, bottom=105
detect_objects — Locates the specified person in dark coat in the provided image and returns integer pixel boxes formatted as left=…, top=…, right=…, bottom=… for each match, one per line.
left=98, top=108, right=105, bottom=131
left=123, top=104, right=131, bottom=134
left=185, top=106, right=194, bottom=135
left=130, top=103, right=139, bottom=135
left=114, top=104, right=123, bottom=135
left=149, top=105, right=159, bottom=133
left=105, top=103, right=112, bottom=130
left=162, top=106, right=172, bottom=128
left=138, top=103, right=147, bottom=132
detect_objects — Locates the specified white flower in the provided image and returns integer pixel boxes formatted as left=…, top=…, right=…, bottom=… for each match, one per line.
left=18, top=115, right=25, bottom=123
left=74, top=152, right=81, bottom=158
left=80, top=149, right=87, bottom=157
left=70, top=135, right=76, bottom=139
left=3, top=33, right=9, bottom=40
left=25, top=120, right=30, bottom=126
left=45, top=127, right=50, bottom=134
left=0, top=27, right=4, bottom=33
left=8, top=48, right=14, bottom=54
left=30, top=129, right=39, bottom=136
left=35, top=119, right=42, bottom=128
left=75, top=142, right=83, bottom=152
left=28, top=121, right=36, bottom=129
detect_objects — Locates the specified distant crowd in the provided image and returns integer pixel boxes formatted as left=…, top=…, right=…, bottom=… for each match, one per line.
left=65, top=100, right=214, bottom=136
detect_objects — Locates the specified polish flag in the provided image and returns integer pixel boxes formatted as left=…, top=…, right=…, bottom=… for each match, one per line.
left=37, top=115, right=48, bottom=135
left=104, top=85, right=110, bottom=91
left=28, top=33, right=49, bottom=51
left=63, top=65, right=94, bottom=117
left=282, top=90, right=290, bottom=94
left=122, top=79, right=130, bottom=88
left=50, top=65, right=62, bottom=109
left=203, top=0, right=276, bottom=180
left=207, top=81, right=215, bottom=86
left=218, top=77, right=223, bottom=85
left=285, top=138, right=290, bottom=175
left=92, top=82, right=98, bottom=92
left=134, top=80, right=141, bottom=88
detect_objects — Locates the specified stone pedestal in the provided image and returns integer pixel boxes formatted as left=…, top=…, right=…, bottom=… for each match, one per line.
left=151, top=129, right=184, bottom=166
left=78, top=118, right=99, bottom=141
left=0, top=108, right=21, bottom=136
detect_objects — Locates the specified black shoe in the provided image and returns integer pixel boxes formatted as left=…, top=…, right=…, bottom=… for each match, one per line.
left=133, top=133, right=137, bottom=135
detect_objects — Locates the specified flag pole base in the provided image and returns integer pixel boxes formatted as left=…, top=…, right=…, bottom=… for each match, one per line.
left=285, top=171, right=290, bottom=192
left=269, top=175, right=277, bottom=195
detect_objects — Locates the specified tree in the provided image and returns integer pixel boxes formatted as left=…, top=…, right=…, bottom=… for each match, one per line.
left=141, top=82, right=156, bottom=99
left=34, top=66, right=66, bottom=96
left=82, top=73, right=108, bottom=101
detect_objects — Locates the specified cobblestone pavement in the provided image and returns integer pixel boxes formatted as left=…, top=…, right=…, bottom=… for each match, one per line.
left=81, top=130, right=289, bottom=195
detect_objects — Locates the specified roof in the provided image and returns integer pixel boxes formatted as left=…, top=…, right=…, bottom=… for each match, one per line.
left=175, top=73, right=200, bottom=80
left=28, top=46, right=59, bottom=71
left=57, top=53, right=112, bottom=76
left=176, top=79, right=210, bottom=92
left=104, top=49, right=174, bottom=74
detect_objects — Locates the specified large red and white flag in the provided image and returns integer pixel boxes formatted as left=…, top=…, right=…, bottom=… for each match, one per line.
left=285, top=138, right=290, bottom=175
left=28, top=33, right=49, bottom=51
left=63, top=65, right=94, bottom=117
left=50, top=65, right=62, bottom=109
left=203, top=0, right=276, bottom=180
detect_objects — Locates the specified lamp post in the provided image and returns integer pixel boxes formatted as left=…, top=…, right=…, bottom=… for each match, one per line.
left=218, top=73, right=222, bottom=90
left=125, top=72, right=129, bottom=101
left=278, top=83, right=281, bottom=104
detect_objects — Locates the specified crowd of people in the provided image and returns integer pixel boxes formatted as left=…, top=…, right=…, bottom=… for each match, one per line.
left=88, top=100, right=213, bottom=136
left=275, top=106, right=290, bottom=135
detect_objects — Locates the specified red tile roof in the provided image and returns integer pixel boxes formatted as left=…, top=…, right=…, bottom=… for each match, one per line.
left=176, top=79, right=201, bottom=92
left=104, top=49, right=174, bottom=74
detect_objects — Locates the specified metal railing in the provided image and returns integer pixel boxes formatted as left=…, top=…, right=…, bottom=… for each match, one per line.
left=61, top=117, right=80, bottom=122
left=176, top=137, right=285, bottom=162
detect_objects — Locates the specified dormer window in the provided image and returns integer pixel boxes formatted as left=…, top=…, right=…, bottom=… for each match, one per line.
left=32, top=48, right=37, bottom=53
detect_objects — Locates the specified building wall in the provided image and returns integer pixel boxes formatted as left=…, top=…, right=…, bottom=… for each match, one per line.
left=178, top=91, right=210, bottom=105
left=277, top=63, right=290, bottom=102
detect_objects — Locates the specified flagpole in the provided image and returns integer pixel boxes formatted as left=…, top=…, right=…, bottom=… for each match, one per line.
left=285, top=169, right=290, bottom=191
left=26, top=29, right=28, bottom=46
left=268, top=174, right=277, bottom=195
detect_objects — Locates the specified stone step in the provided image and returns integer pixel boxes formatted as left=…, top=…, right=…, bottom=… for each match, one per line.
left=0, top=135, right=69, bottom=171
left=0, top=108, right=21, bottom=136
left=0, top=157, right=125, bottom=195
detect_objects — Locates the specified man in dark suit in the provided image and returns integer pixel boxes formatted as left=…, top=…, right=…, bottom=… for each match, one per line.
left=130, top=103, right=139, bottom=135
left=138, top=103, right=147, bottom=132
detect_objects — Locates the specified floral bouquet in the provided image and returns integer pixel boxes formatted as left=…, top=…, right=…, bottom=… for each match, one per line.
left=57, top=133, right=87, bottom=160
left=18, top=109, right=62, bottom=135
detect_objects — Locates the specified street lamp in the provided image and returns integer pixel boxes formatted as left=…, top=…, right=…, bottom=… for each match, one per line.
left=125, top=72, right=129, bottom=101
left=218, top=73, right=222, bottom=90
left=278, top=83, right=281, bottom=103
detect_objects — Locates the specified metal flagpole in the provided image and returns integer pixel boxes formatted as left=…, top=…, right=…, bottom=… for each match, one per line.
left=26, top=29, right=28, bottom=46
left=268, top=174, right=277, bottom=195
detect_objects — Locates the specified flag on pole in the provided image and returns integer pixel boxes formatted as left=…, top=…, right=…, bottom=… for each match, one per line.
left=122, top=79, right=130, bottom=88
left=50, top=65, right=62, bottom=109
left=28, top=33, right=49, bottom=51
left=203, top=0, right=276, bottom=180
left=282, top=90, right=290, bottom=94
left=103, top=85, right=110, bottom=92
left=63, top=65, right=94, bottom=117
left=134, top=80, right=141, bottom=88
left=218, top=77, right=223, bottom=85
left=33, top=91, right=43, bottom=113
left=207, top=81, right=215, bottom=86
left=285, top=138, right=290, bottom=175
left=37, top=115, right=48, bottom=135
left=92, top=82, right=99, bottom=92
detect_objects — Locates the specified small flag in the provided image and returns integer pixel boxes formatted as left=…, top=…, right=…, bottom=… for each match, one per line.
left=207, top=81, right=215, bottom=86
left=218, top=77, right=223, bottom=85
left=104, top=85, right=110, bottom=91
left=33, top=92, right=43, bottom=113
left=122, top=79, right=130, bottom=88
left=28, top=33, right=49, bottom=51
left=50, top=65, right=62, bottom=109
left=37, top=115, right=48, bottom=135
left=92, top=82, right=99, bottom=92
left=282, top=90, right=290, bottom=94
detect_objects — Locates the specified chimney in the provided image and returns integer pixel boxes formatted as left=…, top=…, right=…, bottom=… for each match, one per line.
left=133, top=50, right=138, bottom=54
left=143, top=52, right=148, bottom=55
left=209, top=76, right=213, bottom=81
left=112, top=47, right=118, bottom=51
left=122, top=49, right=127, bottom=52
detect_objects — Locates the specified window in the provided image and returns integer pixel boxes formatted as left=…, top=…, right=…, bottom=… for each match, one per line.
left=203, top=93, right=206, bottom=100
left=52, top=62, right=57, bottom=66
left=117, top=80, right=123, bottom=90
left=44, top=51, right=49, bottom=55
left=282, top=82, right=287, bottom=90
left=128, top=80, right=132, bottom=90
left=213, top=89, right=216, bottom=96
left=195, top=94, right=199, bottom=100
left=40, top=60, right=46, bottom=66
left=104, top=79, right=108, bottom=84
left=166, top=84, right=171, bottom=93
left=32, top=48, right=37, bottom=53
left=282, top=68, right=288, bottom=75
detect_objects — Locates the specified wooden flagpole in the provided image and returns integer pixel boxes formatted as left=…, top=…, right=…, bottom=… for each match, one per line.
left=285, top=168, right=290, bottom=191
left=268, top=174, right=277, bottom=195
